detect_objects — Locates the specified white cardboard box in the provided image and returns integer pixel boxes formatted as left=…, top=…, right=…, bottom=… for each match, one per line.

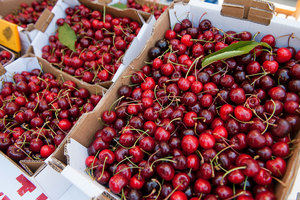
left=49, top=0, right=300, bottom=199
left=0, top=153, right=89, bottom=200
left=0, top=57, right=100, bottom=200
left=31, top=0, right=156, bottom=83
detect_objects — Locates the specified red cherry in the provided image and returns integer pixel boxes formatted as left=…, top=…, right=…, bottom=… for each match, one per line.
left=40, top=145, right=55, bottom=158
left=181, top=34, right=193, bottom=47
left=263, top=61, right=279, bottom=74
left=266, top=157, right=286, bottom=177
left=194, top=178, right=211, bottom=194
left=170, top=191, right=187, bottom=200
left=199, top=132, right=215, bottom=149
left=85, top=156, right=99, bottom=168
left=181, top=135, right=199, bottom=154
left=109, top=174, right=127, bottom=194
left=276, top=47, right=292, bottom=63
left=212, top=126, right=228, bottom=141
left=58, top=119, right=72, bottom=131
left=234, top=106, right=252, bottom=122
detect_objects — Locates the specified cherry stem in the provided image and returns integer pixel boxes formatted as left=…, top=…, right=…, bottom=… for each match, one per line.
left=97, top=156, right=107, bottom=182
left=109, top=95, right=124, bottom=113
left=221, top=166, right=246, bottom=183
left=225, top=191, right=247, bottom=200
left=210, top=145, right=233, bottom=165
left=162, top=183, right=182, bottom=200
left=185, top=55, right=203, bottom=79
left=272, top=176, right=287, bottom=187
left=229, top=114, right=254, bottom=124
left=153, top=179, right=162, bottom=200
left=150, top=156, right=175, bottom=171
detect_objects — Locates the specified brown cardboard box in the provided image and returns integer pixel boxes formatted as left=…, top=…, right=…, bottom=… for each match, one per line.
left=0, top=0, right=54, bottom=55
left=221, top=0, right=275, bottom=25
left=30, top=0, right=156, bottom=89
left=51, top=1, right=300, bottom=199
left=0, top=54, right=107, bottom=178
left=0, top=0, right=55, bottom=32
left=97, top=0, right=168, bottom=11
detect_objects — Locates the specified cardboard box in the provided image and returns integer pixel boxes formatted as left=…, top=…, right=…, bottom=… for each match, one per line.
left=0, top=0, right=56, bottom=54
left=50, top=0, right=300, bottom=199
left=30, top=0, right=156, bottom=88
left=99, top=0, right=168, bottom=14
left=0, top=55, right=106, bottom=199
left=0, top=45, right=15, bottom=67
left=0, top=152, right=92, bottom=200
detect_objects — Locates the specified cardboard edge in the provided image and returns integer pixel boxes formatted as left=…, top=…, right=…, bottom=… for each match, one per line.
left=0, top=151, right=34, bottom=176
left=34, top=9, right=55, bottom=33
left=2, top=54, right=106, bottom=177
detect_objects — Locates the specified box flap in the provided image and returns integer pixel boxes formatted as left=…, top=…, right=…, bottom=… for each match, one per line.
left=34, top=9, right=55, bottom=33
left=0, top=57, right=41, bottom=89
left=221, top=0, right=274, bottom=25
left=0, top=63, right=6, bottom=76
left=63, top=139, right=120, bottom=199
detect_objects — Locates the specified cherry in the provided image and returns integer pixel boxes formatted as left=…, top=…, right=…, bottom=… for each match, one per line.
left=199, top=163, right=213, bottom=179
left=255, top=191, right=275, bottom=200
left=85, top=156, right=99, bottom=168
left=228, top=169, right=245, bottom=184
left=199, top=132, right=215, bottom=149
left=212, top=126, right=228, bottom=141
left=30, top=138, right=44, bottom=153
left=230, top=88, right=246, bottom=104
left=129, top=174, right=145, bottom=190
left=254, top=168, right=272, bottom=185
left=266, top=157, right=286, bottom=177
left=272, top=141, right=290, bottom=157
left=154, top=127, right=170, bottom=142
left=58, top=119, right=72, bottom=131
left=102, top=111, right=117, bottom=124
left=194, top=178, right=211, bottom=194
left=263, top=61, right=279, bottom=74
left=172, top=172, right=190, bottom=191
left=271, top=119, right=291, bottom=138
left=165, top=30, right=176, bottom=40
left=40, top=145, right=55, bottom=158
left=234, top=106, right=252, bottom=122
left=246, top=130, right=266, bottom=148
left=215, top=185, right=233, bottom=199
left=239, top=158, right=260, bottom=177
left=156, top=163, right=175, bottom=181
left=183, top=112, right=197, bottom=127
left=276, top=47, right=292, bottom=63
left=170, top=191, right=187, bottom=200
left=261, top=34, right=276, bottom=47
left=7, top=145, right=26, bottom=161
left=109, top=174, right=127, bottom=194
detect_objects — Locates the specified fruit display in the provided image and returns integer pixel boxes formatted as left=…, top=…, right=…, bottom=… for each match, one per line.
left=41, top=4, right=142, bottom=84
left=0, top=49, right=13, bottom=66
left=127, top=0, right=168, bottom=19
left=0, top=67, right=103, bottom=164
left=84, top=17, right=300, bottom=200
left=3, top=0, right=57, bottom=28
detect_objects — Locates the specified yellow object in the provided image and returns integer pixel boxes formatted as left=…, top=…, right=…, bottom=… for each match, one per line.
left=275, top=0, right=300, bottom=20
left=0, top=19, right=21, bottom=53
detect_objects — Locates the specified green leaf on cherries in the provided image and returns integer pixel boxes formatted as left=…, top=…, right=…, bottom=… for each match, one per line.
left=58, top=23, right=77, bottom=52
left=201, top=41, right=271, bottom=68
left=111, top=3, right=127, bottom=9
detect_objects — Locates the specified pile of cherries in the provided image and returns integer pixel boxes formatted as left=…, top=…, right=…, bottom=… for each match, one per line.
left=0, top=69, right=102, bottom=163
left=85, top=18, right=300, bottom=200
left=42, top=4, right=142, bottom=84
left=0, top=50, right=13, bottom=66
left=4, top=0, right=56, bottom=28
left=127, top=0, right=167, bottom=19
